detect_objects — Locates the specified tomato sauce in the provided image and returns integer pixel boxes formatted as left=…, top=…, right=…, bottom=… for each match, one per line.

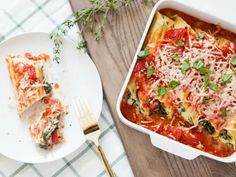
left=121, top=9, right=236, bottom=157
left=121, top=101, right=234, bottom=157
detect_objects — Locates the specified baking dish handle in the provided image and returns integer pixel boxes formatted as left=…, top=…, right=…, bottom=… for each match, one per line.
left=149, top=132, right=201, bottom=160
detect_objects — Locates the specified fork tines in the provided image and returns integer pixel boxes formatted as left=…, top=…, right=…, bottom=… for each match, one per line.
left=73, top=97, right=99, bottom=135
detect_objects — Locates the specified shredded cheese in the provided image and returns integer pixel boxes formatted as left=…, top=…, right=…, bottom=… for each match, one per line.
left=140, top=27, right=236, bottom=129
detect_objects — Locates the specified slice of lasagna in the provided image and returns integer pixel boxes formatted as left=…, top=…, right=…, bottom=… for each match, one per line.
left=6, top=54, right=51, bottom=115
left=29, top=97, right=67, bottom=149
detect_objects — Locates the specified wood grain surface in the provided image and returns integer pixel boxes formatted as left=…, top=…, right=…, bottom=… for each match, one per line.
left=69, top=0, right=236, bottom=176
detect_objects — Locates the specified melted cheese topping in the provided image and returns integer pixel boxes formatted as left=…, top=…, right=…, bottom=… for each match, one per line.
left=143, top=28, right=236, bottom=131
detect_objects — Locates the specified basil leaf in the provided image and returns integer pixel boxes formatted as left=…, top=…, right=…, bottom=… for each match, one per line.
left=157, top=87, right=168, bottom=96
left=204, top=73, right=210, bottom=87
left=196, top=32, right=205, bottom=40
left=44, top=82, right=53, bottom=94
left=181, top=61, right=190, bottom=74
left=147, top=65, right=154, bottom=78
left=199, top=66, right=209, bottom=75
left=221, top=74, right=232, bottom=84
left=231, top=57, right=236, bottom=65
left=43, top=119, right=59, bottom=141
left=209, top=82, right=219, bottom=92
left=193, top=60, right=204, bottom=69
left=221, top=108, right=227, bottom=119
left=220, top=129, right=232, bottom=141
left=169, top=80, right=180, bottom=89
left=202, top=96, right=209, bottom=104
left=177, top=41, right=185, bottom=46
left=137, top=48, right=149, bottom=58
left=155, top=103, right=168, bottom=116
left=199, top=120, right=215, bottom=134
left=170, top=53, right=181, bottom=61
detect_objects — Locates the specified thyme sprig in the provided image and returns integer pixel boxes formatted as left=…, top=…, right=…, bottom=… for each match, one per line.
left=50, top=0, right=154, bottom=63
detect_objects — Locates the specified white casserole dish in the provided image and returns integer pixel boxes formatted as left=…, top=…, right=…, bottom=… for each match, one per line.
left=116, top=0, right=236, bottom=162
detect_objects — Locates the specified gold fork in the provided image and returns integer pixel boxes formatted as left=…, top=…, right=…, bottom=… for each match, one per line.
left=73, top=97, right=115, bottom=177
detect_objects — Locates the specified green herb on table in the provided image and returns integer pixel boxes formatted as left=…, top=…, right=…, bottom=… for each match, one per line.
left=138, top=48, right=149, bottom=58
left=77, top=32, right=87, bottom=52
left=143, top=0, right=155, bottom=5
left=50, top=0, right=154, bottom=63
left=50, top=20, right=75, bottom=63
left=146, top=65, right=154, bottom=78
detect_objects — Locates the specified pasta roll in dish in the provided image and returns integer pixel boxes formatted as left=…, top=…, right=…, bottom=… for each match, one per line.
left=121, top=9, right=236, bottom=157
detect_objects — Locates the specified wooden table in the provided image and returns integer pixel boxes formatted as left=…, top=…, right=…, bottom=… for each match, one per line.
left=69, top=0, right=236, bottom=176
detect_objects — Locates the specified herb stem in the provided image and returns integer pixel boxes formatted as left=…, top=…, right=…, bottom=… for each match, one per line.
left=50, top=0, right=155, bottom=63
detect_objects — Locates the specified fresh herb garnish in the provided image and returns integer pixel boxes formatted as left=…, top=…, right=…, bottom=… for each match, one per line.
left=155, top=103, right=168, bottom=116
left=50, top=0, right=153, bottom=63
left=208, top=82, right=219, bottom=92
left=196, top=32, right=205, bottom=40
left=43, top=118, right=59, bottom=141
left=127, top=98, right=135, bottom=106
left=44, top=82, right=53, bottom=94
left=199, top=66, right=209, bottom=75
left=146, top=65, right=154, bottom=78
left=204, top=73, right=210, bottom=87
left=138, top=48, right=149, bottom=58
left=157, top=87, right=168, bottom=96
left=193, top=60, right=209, bottom=75
left=231, top=57, right=236, bottom=65
left=181, top=61, right=190, bottom=74
left=77, top=32, right=87, bottom=52
left=199, top=120, right=215, bottom=134
left=169, top=80, right=180, bottom=89
left=202, top=96, right=209, bottom=103
left=230, top=58, right=236, bottom=71
left=170, top=53, right=181, bottom=61
left=220, top=108, right=227, bottom=119
left=193, top=60, right=204, bottom=69
left=143, top=0, right=154, bottom=5
left=221, top=74, right=232, bottom=84
left=177, top=41, right=185, bottom=46
left=219, top=129, right=232, bottom=141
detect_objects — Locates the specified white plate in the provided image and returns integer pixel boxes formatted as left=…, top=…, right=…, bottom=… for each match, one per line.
left=0, top=32, right=103, bottom=163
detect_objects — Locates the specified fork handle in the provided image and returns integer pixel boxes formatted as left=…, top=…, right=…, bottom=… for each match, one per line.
left=98, top=145, right=115, bottom=177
